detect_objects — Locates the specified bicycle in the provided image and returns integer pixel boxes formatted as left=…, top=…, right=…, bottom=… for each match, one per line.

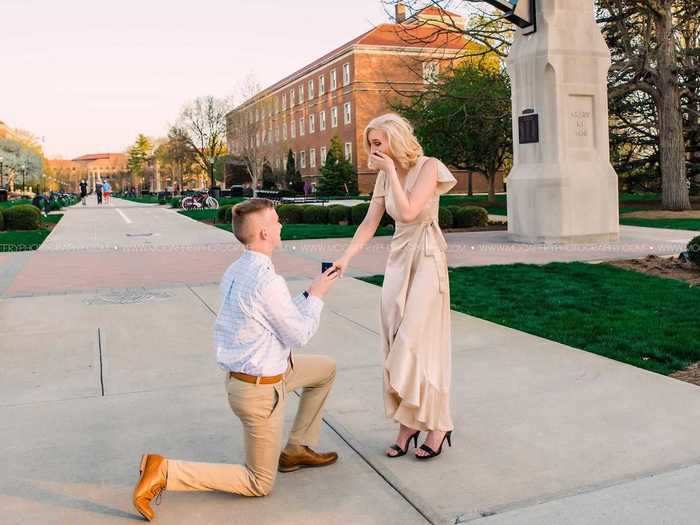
left=180, top=190, right=219, bottom=210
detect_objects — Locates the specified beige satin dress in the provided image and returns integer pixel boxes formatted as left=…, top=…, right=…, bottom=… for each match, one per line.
left=372, top=155, right=457, bottom=432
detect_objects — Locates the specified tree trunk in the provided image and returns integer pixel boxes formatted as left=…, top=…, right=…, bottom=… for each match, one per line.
left=487, top=171, right=496, bottom=202
left=655, top=3, right=690, bottom=210
left=467, top=172, right=473, bottom=196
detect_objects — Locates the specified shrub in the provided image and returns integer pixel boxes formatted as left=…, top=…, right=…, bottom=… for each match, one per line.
left=277, top=204, right=304, bottom=224
left=688, top=235, right=700, bottom=267
left=328, top=205, right=351, bottom=224
left=302, top=205, right=329, bottom=224
left=0, top=209, right=4, bottom=231
left=3, top=204, right=42, bottom=230
left=453, top=206, right=488, bottom=228
left=49, top=201, right=62, bottom=211
left=438, top=207, right=454, bottom=229
left=351, top=203, right=370, bottom=225
left=217, top=204, right=234, bottom=224
left=169, top=197, right=181, bottom=208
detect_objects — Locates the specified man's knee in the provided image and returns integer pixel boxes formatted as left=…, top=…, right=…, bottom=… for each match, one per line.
left=250, top=473, right=276, bottom=497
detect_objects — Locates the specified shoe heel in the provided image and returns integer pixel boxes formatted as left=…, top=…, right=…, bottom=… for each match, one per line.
left=411, top=432, right=420, bottom=448
left=139, top=454, right=147, bottom=475
left=446, top=431, right=452, bottom=447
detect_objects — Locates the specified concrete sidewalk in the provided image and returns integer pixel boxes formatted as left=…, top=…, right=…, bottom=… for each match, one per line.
left=2, top=278, right=700, bottom=524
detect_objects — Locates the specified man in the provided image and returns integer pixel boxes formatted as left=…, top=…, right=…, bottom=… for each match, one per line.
left=79, top=180, right=87, bottom=206
left=133, top=198, right=340, bottom=521
left=95, top=179, right=103, bottom=205
left=102, top=178, right=112, bottom=205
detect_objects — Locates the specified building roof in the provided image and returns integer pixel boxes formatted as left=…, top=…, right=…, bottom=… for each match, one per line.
left=72, top=153, right=124, bottom=161
left=231, top=6, right=468, bottom=112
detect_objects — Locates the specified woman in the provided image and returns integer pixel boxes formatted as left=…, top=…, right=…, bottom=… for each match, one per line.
left=332, top=113, right=456, bottom=459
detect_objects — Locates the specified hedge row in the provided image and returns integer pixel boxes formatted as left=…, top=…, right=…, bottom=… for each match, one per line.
left=0, top=204, right=42, bottom=231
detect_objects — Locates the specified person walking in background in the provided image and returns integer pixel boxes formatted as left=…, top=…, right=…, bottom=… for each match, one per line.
left=79, top=179, right=88, bottom=206
left=95, top=178, right=103, bottom=205
left=102, top=178, right=112, bottom=205
left=332, top=113, right=457, bottom=460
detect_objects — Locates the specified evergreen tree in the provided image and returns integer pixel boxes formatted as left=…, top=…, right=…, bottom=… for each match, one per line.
left=316, top=136, right=358, bottom=196
left=285, top=149, right=304, bottom=193
left=127, top=134, right=152, bottom=189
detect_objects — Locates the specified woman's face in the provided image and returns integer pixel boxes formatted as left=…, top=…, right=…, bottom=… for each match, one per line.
left=368, top=129, right=391, bottom=158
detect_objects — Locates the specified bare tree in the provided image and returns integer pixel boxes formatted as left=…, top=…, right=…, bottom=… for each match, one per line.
left=178, top=96, right=232, bottom=189
left=599, top=0, right=694, bottom=210
left=227, top=73, right=268, bottom=197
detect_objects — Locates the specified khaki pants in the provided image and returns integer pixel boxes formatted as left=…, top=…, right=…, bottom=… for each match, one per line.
left=166, top=354, right=336, bottom=497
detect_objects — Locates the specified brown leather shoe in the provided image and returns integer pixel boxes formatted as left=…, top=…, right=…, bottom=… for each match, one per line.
left=132, top=454, right=167, bottom=521
left=278, top=446, right=338, bottom=472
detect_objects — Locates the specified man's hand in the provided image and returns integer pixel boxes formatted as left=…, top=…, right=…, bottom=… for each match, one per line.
left=308, top=266, right=340, bottom=299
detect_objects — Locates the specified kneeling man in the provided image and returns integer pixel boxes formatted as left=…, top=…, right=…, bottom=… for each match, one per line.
left=133, top=198, right=340, bottom=520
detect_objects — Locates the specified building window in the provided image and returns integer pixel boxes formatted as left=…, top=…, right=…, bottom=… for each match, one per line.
left=299, top=117, right=305, bottom=136
left=344, top=142, right=352, bottom=161
left=422, top=61, right=439, bottom=83
left=343, top=63, right=351, bottom=85
left=298, top=84, right=304, bottom=102
left=320, top=146, right=327, bottom=165
left=344, top=102, right=351, bottom=124
left=330, top=69, right=337, bottom=90
left=319, top=75, right=326, bottom=95
left=291, top=120, right=296, bottom=138
left=282, top=94, right=286, bottom=110
left=310, top=148, right=316, bottom=168
left=283, top=120, right=287, bottom=140
left=268, top=127, right=272, bottom=144
left=308, top=79, right=314, bottom=99
left=255, top=108, right=259, bottom=122
left=290, top=89, right=295, bottom=106
left=320, top=110, right=326, bottom=131
left=331, top=106, right=338, bottom=128
left=300, top=150, right=306, bottom=169
left=309, top=114, right=315, bottom=133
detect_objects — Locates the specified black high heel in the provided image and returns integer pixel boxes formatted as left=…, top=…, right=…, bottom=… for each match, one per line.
left=415, top=431, right=452, bottom=460
left=386, top=430, right=420, bottom=458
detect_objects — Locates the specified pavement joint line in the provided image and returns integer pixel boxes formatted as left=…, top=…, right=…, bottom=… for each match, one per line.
left=186, top=284, right=217, bottom=316
left=462, top=457, right=700, bottom=523
left=98, top=328, right=105, bottom=397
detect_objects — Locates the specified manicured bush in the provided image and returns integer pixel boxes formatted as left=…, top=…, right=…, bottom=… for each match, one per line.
left=438, top=207, right=454, bottom=229
left=688, top=235, right=700, bottom=267
left=351, top=203, right=370, bottom=225
left=453, top=206, right=488, bottom=228
left=169, top=197, right=181, bottom=208
left=217, top=204, right=234, bottom=224
left=3, top=204, right=42, bottom=230
left=0, top=209, right=4, bottom=231
left=49, top=201, right=62, bottom=211
left=302, top=205, right=329, bottom=224
left=277, top=204, right=304, bottom=224
left=328, top=205, right=351, bottom=224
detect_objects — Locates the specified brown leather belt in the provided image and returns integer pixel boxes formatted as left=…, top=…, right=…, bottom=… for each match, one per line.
left=230, top=371, right=284, bottom=385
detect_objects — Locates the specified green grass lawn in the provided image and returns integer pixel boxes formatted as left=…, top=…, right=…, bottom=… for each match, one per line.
left=0, top=213, right=64, bottom=252
left=178, top=209, right=219, bottom=221
left=619, top=218, right=700, bottom=231
left=360, top=261, right=700, bottom=376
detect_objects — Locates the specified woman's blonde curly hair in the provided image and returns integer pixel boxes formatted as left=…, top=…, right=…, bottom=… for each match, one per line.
left=363, top=113, right=424, bottom=170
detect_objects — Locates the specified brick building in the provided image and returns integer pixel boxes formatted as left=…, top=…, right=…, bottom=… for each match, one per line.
left=226, top=4, right=504, bottom=195
left=48, top=153, right=128, bottom=192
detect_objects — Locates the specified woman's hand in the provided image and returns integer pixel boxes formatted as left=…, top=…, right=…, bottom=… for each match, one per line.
left=331, top=255, right=351, bottom=278
left=370, top=151, right=396, bottom=174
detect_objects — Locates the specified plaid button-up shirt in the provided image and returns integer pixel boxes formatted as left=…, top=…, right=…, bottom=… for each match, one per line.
left=215, top=249, right=324, bottom=376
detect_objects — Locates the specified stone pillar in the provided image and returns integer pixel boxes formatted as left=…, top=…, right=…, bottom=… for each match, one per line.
left=506, top=0, right=619, bottom=243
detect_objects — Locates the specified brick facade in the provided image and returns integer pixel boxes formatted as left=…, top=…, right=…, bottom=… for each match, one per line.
left=227, top=6, right=501, bottom=195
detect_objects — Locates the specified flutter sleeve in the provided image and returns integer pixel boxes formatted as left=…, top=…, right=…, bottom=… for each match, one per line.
left=371, top=170, right=386, bottom=199
left=434, top=159, right=457, bottom=195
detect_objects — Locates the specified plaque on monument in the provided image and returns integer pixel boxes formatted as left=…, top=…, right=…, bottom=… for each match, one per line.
left=518, top=114, right=539, bottom=144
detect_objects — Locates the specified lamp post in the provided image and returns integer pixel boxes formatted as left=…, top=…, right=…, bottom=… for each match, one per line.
left=0, top=156, right=4, bottom=188
left=208, top=156, right=216, bottom=190
left=21, top=164, right=27, bottom=193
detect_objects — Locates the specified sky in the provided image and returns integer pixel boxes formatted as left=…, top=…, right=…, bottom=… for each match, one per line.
left=0, top=0, right=395, bottom=158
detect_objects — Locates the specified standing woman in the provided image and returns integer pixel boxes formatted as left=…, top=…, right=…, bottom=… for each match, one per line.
left=332, top=113, right=456, bottom=459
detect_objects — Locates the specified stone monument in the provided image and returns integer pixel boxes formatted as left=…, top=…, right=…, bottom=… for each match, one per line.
left=484, top=0, right=620, bottom=243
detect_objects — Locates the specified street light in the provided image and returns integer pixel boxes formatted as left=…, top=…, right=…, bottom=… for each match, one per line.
left=21, top=164, right=27, bottom=193
left=208, top=156, right=216, bottom=190
left=0, top=156, right=4, bottom=188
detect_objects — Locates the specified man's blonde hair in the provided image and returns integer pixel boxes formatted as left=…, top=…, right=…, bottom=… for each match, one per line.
left=232, top=198, right=274, bottom=244
left=363, top=113, right=424, bottom=170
